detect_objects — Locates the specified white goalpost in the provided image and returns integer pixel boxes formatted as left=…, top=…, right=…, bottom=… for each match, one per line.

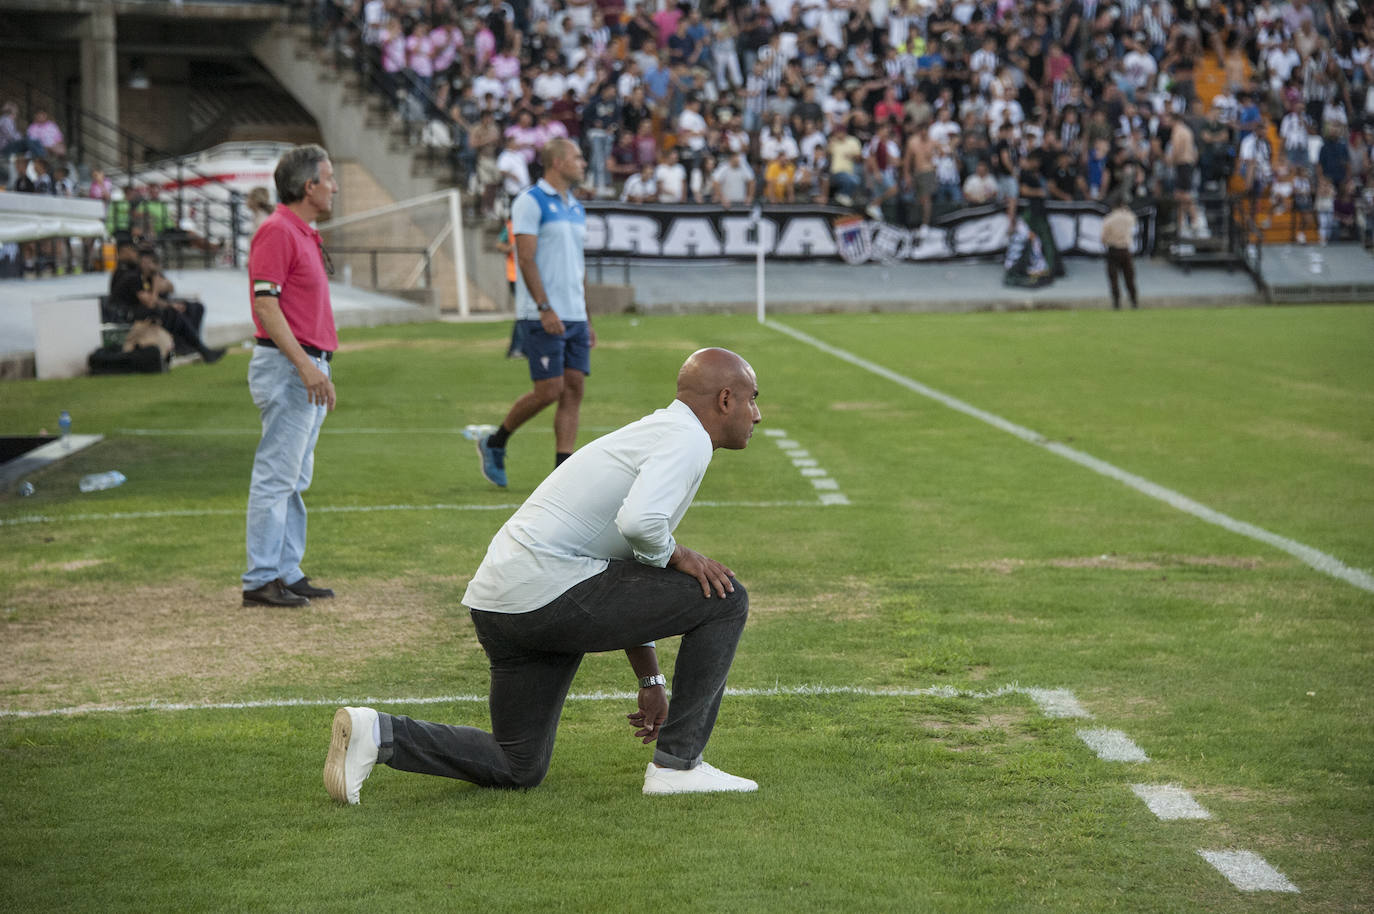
left=316, top=188, right=470, bottom=317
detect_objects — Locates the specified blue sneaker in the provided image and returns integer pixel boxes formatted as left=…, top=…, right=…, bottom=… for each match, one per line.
left=477, top=433, right=507, bottom=487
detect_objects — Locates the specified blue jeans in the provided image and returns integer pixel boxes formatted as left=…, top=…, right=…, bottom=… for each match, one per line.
left=243, top=346, right=330, bottom=589
left=379, top=559, right=750, bottom=787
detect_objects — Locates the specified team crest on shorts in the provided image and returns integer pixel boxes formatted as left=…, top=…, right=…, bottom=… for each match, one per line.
left=834, top=215, right=871, bottom=265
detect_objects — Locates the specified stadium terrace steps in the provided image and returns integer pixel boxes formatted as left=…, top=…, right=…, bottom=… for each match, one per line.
left=251, top=22, right=455, bottom=207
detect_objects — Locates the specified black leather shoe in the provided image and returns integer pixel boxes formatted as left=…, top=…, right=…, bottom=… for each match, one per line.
left=284, top=576, right=334, bottom=599
left=243, top=579, right=310, bottom=607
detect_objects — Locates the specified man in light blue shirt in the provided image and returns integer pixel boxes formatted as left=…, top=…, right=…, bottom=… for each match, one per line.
left=325, top=349, right=764, bottom=800
left=475, top=138, right=595, bottom=488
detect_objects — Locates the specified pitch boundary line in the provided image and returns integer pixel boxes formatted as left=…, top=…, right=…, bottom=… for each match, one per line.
left=0, top=500, right=823, bottom=528
left=0, top=682, right=1085, bottom=720
left=115, top=426, right=623, bottom=436
left=765, top=319, right=1374, bottom=595
left=0, top=681, right=1300, bottom=892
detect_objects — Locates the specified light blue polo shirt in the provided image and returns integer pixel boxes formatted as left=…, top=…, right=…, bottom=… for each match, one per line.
left=511, top=178, right=588, bottom=321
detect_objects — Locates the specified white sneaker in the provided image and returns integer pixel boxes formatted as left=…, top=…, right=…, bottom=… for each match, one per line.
left=642, top=761, right=758, bottom=795
left=324, top=706, right=379, bottom=805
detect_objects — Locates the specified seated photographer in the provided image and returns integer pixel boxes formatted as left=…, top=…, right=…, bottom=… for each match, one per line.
left=109, top=244, right=223, bottom=364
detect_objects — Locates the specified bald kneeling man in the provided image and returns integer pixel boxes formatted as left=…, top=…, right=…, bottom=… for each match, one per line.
left=326, top=348, right=763, bottom=801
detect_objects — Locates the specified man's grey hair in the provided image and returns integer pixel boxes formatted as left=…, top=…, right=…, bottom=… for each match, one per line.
left=274, top=144, right=330, bottom=205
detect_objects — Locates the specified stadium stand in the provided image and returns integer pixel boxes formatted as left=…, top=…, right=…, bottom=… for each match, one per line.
left=306, top=0, right=1372, bottom=255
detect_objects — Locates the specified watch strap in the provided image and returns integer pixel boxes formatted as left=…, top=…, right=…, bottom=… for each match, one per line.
left=638, top=673, right=667, bottom=689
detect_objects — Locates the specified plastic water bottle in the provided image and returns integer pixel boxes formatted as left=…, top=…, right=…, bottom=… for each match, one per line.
left=58, top=410, right=71, bottom=450
left=79, top=471, right=126, bottom=493
left=17, top=481, right=34, bottom=497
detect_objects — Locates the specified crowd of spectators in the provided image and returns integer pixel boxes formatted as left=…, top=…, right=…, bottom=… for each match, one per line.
left=2, top=100, right=230, bottom=277
left=2, top=101, right=88, bottom=276
left=326, top=0, right=1374, bottom=246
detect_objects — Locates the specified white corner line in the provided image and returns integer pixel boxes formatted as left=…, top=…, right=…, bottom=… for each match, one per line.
left=0, top=682, right=1080, bottom=720
left=764, top=319, right=1374, bottom=595
left=1197, top=850, right=1300, bottom=893
left=1131, top=784, right=1211, bottom=820
left=1077, top=728, right=1149, bottom=762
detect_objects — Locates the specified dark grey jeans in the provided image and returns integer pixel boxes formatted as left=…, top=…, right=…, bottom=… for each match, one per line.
left=378, top=559, right=749, bottom=788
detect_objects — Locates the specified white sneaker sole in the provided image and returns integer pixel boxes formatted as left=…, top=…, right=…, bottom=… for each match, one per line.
left=324, top=707, right=355, bottom=804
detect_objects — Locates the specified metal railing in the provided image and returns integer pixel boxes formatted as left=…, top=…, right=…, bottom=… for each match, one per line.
left=6, top=72, right=248, bottom=267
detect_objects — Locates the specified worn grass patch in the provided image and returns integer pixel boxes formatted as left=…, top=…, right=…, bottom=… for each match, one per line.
left=0, top=577, right=472, bottom=711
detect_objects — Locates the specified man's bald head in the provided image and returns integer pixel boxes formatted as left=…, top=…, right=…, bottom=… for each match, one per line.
left=677, top=348, right=752, bottom=399
left=676, top=348, right=760, bottom=450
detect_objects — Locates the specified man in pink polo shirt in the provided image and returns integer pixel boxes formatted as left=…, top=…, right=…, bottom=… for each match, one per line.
left=242, top=145, right=340, bottom=608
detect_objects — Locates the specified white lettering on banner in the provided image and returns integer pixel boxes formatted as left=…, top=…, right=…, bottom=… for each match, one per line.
left=775, top=217, right=838, bottom=257
left=661, top=217, right=724, bottom=257
left=1076, top=213, right=1107, bottom=254
left=952, top=213, right=1009, bottom=255
left=584, top=213, right=606, bottom=250
left=604, top=214, right=662, bottom=255
left=1049, top=213, right=1077, bottom=251
left=722, top=215, right=774, bottom=252
left=907, top=225, right=954, bottom=259
left=584, top=204, right=1153, bottom=262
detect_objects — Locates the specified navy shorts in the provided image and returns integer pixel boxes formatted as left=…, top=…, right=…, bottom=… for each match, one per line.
left=517, top=319, right=592, bottom=381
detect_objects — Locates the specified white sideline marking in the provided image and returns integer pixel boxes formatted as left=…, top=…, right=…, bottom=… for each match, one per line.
left=765, top=320, right=1374, bottom=595
left=0, top=682, right=1077, bottom=719
left=115, top=426, right=621, bottom=436
left=0, top=501, right=820, bottom=527
left=1077, top=728, right=1149, bottom=762
left=1197, top=850, right=1299, bottom=893
left=1131, top=784, right=1211, bottom=820
left=1025, top=688, right=1092, bottom=718
left=768, top=429, right=850, bottom=505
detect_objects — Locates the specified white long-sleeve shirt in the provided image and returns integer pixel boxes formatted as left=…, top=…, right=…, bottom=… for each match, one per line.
left=462, top=399, right=714, bottom=613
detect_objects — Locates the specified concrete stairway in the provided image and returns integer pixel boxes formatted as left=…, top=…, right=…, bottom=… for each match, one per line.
left=250, top=23, right=506, bottom=314
left=251, top=23, right=455, bottom=204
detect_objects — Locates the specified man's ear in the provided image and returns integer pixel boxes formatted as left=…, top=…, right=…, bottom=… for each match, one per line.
left=717, top=386, right=731, bottom=413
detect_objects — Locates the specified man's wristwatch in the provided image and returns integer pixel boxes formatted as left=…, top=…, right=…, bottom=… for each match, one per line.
left=638, top=674, right=667, bottom=689
left=536, top=301, right=552, bottom=313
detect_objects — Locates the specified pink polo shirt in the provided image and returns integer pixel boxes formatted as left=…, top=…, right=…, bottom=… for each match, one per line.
left=249, top=204, right=337, bottom=352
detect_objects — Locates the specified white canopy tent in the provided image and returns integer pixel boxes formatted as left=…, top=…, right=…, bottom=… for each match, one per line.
left=0, top=193, right=106, bottom=243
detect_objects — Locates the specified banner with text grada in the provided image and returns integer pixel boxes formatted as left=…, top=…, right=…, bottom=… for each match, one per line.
left=584, top=201, right=1154, bottom=263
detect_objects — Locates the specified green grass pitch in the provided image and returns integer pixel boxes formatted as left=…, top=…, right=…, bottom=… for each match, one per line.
left=1, top=306, right=1371, bottom=911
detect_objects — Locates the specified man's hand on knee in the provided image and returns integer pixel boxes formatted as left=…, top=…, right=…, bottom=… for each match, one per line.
left=627, top=685, right=668, bottom=744
left=669, top=544, right=736, bottom=599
